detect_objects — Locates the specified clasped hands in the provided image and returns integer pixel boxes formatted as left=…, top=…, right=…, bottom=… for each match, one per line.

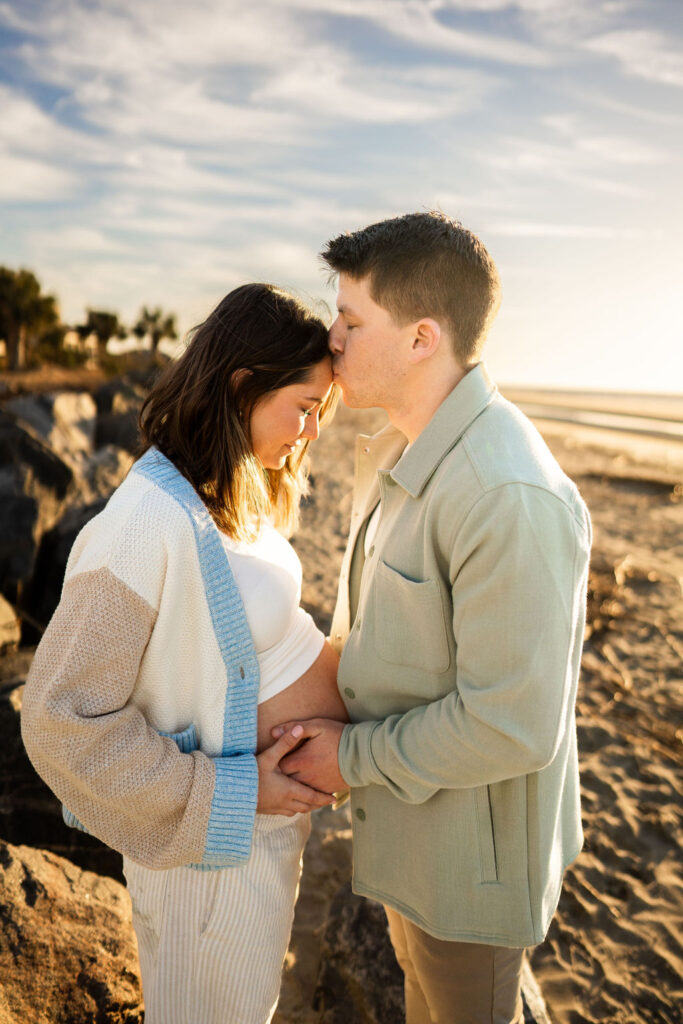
left=255, top=718, right=347, bottom=817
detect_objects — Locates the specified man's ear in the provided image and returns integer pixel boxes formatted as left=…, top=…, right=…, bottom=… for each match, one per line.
left=408, top=318, right=441, bottom=364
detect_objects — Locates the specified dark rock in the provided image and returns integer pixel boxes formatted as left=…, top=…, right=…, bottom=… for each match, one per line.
left=93, top=378, right=145, bottom=454
left=0, top=595, right=21, bottom=655
left=93, top=378, right=146, bottom=417
left=0, top=838, right=142, bottom=1023
left=0, top=411, right=73, bottom=603
left=80, top=445, right=132, bottom=503
left=95, top=410, right=141, bottom=453
left=5, top=391, right=97, bottom=468
left=24, top=499, right=107, bottom=634
left=0, top=681, right=124, bottom=882
left=0, top=494, right=39, bottom=601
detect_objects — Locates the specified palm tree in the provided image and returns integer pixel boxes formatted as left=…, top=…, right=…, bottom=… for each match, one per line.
left=133, top=306, right=178, bottom=352
left=0, top=267, right=60, bottom=371
left=77, top=309, right=126, bottom=362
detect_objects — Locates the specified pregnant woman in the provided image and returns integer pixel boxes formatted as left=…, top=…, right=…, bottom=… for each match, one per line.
left=21, top=283, right=347, bottom=1024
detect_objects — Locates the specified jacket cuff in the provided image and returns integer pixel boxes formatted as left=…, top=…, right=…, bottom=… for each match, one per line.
left=338, top=721, right=383, bottom=788
left=202, top=754, right=258, bottom=866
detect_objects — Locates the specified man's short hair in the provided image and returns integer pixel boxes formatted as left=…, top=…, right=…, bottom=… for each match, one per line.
left=321, top=211, right=501, bottom=366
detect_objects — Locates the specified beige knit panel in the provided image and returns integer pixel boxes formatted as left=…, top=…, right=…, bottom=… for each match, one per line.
left=21, top=566, right=214, bottom=869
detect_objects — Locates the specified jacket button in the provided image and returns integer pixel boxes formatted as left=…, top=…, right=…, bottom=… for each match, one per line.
left=355, top=618, right=362, bottom=629
left=368, top=545, right=375, bottom=557
left=239, top=666, right=245, bottom=679
left=344, top=687, right=356, bottom=699
left=356, top=808, right=366, bottom=821
left=335, top=633, right=342, bottom=642
left=362, top=446, right=370, bottom=454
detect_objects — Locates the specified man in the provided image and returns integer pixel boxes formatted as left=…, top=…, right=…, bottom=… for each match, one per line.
left=275, top=211, right=591, bottom=1023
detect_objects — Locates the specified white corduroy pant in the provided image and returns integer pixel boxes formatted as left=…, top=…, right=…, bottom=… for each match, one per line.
left=123, top=812, right=311, bottom=1024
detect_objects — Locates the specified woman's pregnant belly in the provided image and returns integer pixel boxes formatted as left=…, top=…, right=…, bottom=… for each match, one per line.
left=256, top=640, right=347, bottom=753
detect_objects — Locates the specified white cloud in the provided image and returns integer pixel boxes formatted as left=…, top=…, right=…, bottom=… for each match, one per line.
left=483, top=128, right=658, bottom=198
left=26, top=226, right=129, bottom=255
left=286, top=0, right=549, bottom=65
left=584, top=29, right=683, bottom=88
left=0, top=152, right=78, bottom=199
left=486, top=220, right=646, bottom=238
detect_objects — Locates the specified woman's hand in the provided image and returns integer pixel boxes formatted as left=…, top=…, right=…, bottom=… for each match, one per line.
left=256, top=726, right=335, bottom=815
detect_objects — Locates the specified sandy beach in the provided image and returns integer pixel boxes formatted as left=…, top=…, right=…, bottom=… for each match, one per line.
left=277, top=395, right=682, bottom=1024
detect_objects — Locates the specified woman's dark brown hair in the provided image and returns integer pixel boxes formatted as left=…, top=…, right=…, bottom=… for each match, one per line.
left=139, top=283, right=337, bottom=539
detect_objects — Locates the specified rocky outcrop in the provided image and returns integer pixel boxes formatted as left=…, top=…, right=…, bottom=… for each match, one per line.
left=4, top=391, right=97, bottom=470
left=94, top=378, right=145, bottom=454
left=0, top=382, right=135, bottom=641
left=0, top=410, right=73, bottom=605
left=24, top=499, right=108, bottom=634
left=0, top=596, right=20, bottom=656
left=0, top=838, right=142, bottom=1023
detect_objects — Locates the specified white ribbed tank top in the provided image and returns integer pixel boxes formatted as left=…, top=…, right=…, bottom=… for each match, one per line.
left=219, top=523, right=324, bottom=704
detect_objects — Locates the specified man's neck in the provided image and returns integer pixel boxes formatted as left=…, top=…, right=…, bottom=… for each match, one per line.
left=386, top=364, right=470, bottom=444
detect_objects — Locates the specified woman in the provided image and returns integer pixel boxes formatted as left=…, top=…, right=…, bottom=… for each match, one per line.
left=20, top=283, right=348, bottom=1024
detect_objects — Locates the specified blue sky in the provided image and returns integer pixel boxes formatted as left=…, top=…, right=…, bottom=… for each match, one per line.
left=1, top=0, right=681, bottom=390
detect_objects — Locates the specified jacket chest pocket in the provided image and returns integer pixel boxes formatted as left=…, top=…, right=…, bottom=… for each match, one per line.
left=372, top=560, right=451, bottom=674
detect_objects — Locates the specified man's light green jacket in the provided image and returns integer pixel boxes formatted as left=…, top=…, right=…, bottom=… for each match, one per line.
left=331, top=364, right=591, bottom=948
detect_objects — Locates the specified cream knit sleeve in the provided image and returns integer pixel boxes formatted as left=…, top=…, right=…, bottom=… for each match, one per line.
left=21, top=565, right=216, bottom=869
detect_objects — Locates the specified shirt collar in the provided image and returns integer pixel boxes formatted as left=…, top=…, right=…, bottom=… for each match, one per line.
left=389, top=362, right=497, bottom=498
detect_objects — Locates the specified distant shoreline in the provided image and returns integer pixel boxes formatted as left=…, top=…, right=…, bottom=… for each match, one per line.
left=500, top=385, right=683, bottom=422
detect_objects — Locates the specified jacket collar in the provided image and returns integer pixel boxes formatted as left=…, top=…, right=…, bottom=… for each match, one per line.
left=388, top=362, right=497, bottom=498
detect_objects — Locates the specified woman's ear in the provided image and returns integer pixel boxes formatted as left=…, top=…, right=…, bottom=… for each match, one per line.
left=230, top=368, right=252, bottom=424
left=231, top=367, right=252, bottom=389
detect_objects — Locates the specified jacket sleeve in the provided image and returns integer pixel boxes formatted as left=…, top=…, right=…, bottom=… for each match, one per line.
left=21, top=564, right=257, bottom=869
left=338, top=483, right=591, bottom=801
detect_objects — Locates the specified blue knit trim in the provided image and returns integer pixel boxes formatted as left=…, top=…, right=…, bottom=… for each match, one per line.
left=133, top=448, right=260, bottom=756
left=62, top=805, right=90, bottom=833
left=132, top=447, right=260, bottom=866
left=190, top=756, right=259, bottom=870
left=158, top=722, right=199, bottom=754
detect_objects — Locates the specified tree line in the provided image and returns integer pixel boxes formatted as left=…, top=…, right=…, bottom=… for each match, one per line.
left=0, top=266, right=177, bottom=371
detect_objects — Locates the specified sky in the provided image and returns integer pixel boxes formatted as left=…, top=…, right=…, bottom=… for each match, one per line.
left=1, top=0, right=681, bottom=392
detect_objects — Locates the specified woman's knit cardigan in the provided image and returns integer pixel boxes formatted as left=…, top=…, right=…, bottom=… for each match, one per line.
left=21, top=448, right=262, bottom=870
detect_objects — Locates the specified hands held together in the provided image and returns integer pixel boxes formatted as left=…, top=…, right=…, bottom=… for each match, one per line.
left=255, top=718, right=347, bottom=817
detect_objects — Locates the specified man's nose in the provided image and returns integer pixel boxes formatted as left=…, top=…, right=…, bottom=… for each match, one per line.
left=328, top=318, right=344, bottom=354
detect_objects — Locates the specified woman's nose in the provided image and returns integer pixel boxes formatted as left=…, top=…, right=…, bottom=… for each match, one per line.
left=302, top=413, right=320, bottom=441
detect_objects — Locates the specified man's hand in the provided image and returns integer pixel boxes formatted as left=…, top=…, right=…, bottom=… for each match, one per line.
left=256, top=727, right=335, bottom=816
left=271, top=718, right=347, bottom=793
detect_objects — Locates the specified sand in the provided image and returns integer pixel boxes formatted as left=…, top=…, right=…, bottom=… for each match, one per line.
left=277, top=400, right=682, bottom=1024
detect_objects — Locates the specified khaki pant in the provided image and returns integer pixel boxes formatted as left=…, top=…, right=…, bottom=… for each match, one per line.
left=385, top=907, right=525, bottom=1024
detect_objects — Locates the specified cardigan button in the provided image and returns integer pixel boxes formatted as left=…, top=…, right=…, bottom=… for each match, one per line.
left=356, top=808, right=366, bottom=821
left=344, top=687, right=356, bottom=699
left=368, top=545, right=375, bottom=558
left=335, top=633, right=342, bottom=642
left=362, top=446, right=370, bottom=454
